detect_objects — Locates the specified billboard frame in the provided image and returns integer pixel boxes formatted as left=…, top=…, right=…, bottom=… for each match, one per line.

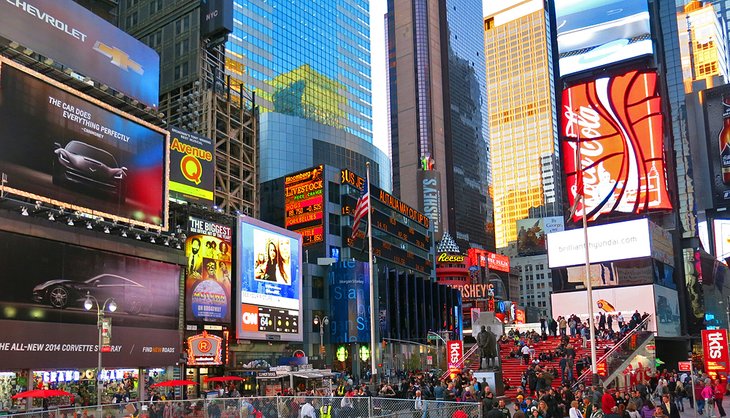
left=0, top=56, right=169, bottom=231
left=235, top=215, right=303, bottom=342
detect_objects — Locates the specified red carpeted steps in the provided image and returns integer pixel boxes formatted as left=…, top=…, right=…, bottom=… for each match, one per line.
left=472, top=336, right=614, bottom=400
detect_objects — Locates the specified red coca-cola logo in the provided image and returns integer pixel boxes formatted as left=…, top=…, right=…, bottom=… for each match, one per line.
left=561, top=70, right=672, bottom=221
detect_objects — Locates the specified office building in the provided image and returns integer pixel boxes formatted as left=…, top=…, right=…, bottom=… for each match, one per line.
left=511, top=255, right=552, bottom=319
left=386, top=0, right=491, bottom=250
left=225, top=0, right=390, bottom=188
left=679, top=1, right=729, bottom=93
left=484, top=0, right=561, bottom=249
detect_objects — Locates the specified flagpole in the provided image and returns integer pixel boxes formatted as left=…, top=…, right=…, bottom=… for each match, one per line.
left=576, top=130, right=599, bottom=385
left=366, top=162, right=377, bottom=381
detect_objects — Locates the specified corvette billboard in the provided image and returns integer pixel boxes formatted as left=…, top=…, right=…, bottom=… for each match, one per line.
left=0, top=58, right=168, bottom=229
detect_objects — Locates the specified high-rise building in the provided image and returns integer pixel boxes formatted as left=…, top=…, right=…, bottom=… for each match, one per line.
left=386, top=0, right=491, bottom=250
left=225, top=1, right=390, bottom=188
left=484, top=0, right=561, bottom=249
left=679, top=1, right=729, bottom=93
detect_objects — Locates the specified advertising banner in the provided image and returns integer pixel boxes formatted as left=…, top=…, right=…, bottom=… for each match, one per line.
left=0, top=320, right=179, bottom=369
left=555, top=0, right=653, bottom=78
left=186, top=331, right=223, bottom=366
left=200, top=0, right=234, bottom=40
left=236, top=216, right=302, bottom=341
left=0, top=0, right=160, bottom=106
left=185, top=217, right=232, bottom=323
left=418, top=169, right=443, bottom=241
left=0, top=230, right=180, bottom=328
left=468, top=249, right=510, bottom=273
left=517, top=217, right=565, bottom=256
left=702, top=329, right=729, bottom=378
left=447, top=340, right=463, bottom=375
left=551, top=285, right=657, bottom=334
left=169, top=127, right=214, bottom=203
left=566, top=258, right=675, bottom=289
left=285, top=165, right=324, bottom=246
left=704, top=84, right=730, bottom=208
left=328, top=260, right=371, bottom=344
left=654, top=285, right=681, bottom=337
left=0, top=58, right=168, bottom=229
left=547, top=219, right=652, bottom=268
left=562, top=69, right=672, bottom=222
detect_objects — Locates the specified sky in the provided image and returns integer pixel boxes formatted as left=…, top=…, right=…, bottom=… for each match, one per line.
left=369, top=0, right=389, bottom=156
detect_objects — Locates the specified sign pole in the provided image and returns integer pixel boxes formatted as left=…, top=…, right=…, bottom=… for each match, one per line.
left=691, top=362, right=697, bottom=418
left=366, top=162, right=377, bottom=382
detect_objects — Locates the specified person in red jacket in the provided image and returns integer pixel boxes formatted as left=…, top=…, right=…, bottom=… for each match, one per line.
left=715, top=378, right=727, bottom=418
left=603, top=390, right=617, bottom=414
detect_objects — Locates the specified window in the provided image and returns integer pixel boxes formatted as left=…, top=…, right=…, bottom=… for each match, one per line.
left=148, top=31, right=162, bottom=49
left=175, top=15, right=190, bottom=35
left=312, top=276, right=325, bottom=299
left=329, top=213, right=341, bottom=236
left=176, top=39, right=190, bottom=58
left=125, top=12, right=138, bottom=27
left=149, top=0, right=163, bottom=14
left=174, top=62, right=189, bottom=80
left=328, top=181, right=340, bottom=204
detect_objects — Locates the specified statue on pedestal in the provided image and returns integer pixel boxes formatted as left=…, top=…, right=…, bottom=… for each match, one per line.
left=476, top=325, right=499, bottom=370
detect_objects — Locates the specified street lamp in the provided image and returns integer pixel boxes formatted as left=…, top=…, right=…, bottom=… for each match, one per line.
left=428, top=331, right=447, bottom=370
left=313, top=315, right=329, bottom=360
left=83, top=292, right=117, bottom=405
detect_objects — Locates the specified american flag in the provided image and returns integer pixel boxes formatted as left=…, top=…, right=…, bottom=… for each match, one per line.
left=350, top=178, right=369, bottom=241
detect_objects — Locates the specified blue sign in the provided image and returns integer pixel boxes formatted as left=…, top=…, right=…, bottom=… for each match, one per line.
left=329, top=260, right=370, bottom=344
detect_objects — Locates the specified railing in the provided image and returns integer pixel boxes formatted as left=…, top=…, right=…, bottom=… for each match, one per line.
left=3, top=395, right=484, bottom=418
left=572, top=314, right=654, bottom=389
left=440, top=344, right=480, bottom=381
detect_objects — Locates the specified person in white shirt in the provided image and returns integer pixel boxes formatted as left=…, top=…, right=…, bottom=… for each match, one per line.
left=570, top=400, right=584, bottom=418
left=299, top=399, right=316, bottom=418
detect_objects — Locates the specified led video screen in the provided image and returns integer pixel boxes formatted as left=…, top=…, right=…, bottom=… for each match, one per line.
left=0, top=58, right=168, bottom=229
left=555, top=0, right=653, bottom=78
left=561, top=69, right=671, bottom=222
left=236, top=216, right=302, bottom=342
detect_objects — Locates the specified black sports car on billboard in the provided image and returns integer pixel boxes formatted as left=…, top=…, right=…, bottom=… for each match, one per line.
left=53, top=140, right=127, bottom=201
left=32, top=274, right=145, bottom=314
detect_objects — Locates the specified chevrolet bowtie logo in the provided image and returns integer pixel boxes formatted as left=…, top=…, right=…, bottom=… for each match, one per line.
left=93, top=41, right=144, bottom=75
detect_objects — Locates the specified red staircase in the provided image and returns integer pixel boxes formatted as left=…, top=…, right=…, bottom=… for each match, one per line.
left=485, top=336, right=612, bottom=400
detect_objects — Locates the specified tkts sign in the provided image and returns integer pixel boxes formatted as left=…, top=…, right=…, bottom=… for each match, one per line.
left=561, top=69, right=672, bottom=222
left=702, top=329, right=729, bottom=378
left=447, top=340, right=463, bottom=375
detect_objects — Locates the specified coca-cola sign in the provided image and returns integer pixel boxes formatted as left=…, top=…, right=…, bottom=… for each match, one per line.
left=561, top=69, right=672, bottom=222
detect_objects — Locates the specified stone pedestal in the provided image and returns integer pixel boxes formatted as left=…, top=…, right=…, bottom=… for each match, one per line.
left=473, top=370, right=504, bottom=396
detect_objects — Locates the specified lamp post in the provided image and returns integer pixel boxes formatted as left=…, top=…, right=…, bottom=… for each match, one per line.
left=428, top=331, right=446, bottom=371
left=313, top=315, right=329, bottom=363
left=83, top=292, right=117, bottom=406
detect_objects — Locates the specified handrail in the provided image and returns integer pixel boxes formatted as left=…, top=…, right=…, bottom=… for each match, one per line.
left=440, top=343, right=479, bottom=380
left=571, top=314, right=653, bottom=389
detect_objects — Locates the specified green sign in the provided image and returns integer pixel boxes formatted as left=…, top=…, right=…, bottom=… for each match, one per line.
left=427, top=334, right=439, bottom=341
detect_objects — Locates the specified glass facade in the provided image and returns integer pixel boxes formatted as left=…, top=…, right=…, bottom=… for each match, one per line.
left=225, top=0, right=384, bottom=184
left=445, top=0, right=492, bottom=249
left=485, top=2, right=561, bottom=249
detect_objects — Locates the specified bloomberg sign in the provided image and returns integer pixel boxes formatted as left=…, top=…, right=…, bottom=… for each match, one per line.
left=0, top=0, right=160, bottom=106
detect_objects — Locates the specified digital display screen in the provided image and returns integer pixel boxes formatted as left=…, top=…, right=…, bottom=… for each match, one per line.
left=555, top=0, right=653, bottom=77
left=236, top=216, right=302, bottom=341
left=284, top=165, right=324, bottom=246
left=0, top=58, right=168, bottom=229
left=561, top=69, right=671, bottom=222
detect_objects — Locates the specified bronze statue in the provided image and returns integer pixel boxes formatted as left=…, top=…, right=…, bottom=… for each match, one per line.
left=476, top=325, right=499, bottom=369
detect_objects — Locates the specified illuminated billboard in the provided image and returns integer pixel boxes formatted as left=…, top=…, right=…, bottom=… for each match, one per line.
left=284, top=165, right=324, bottom=246
left=516, top=217, right=565, bottom=256
left=555, top=0, right=653, bottom=78
left=169, top=127, right=214, bottom=203
left=185, top=218, right=232, bottom=324
left=0, top=0, right=160, bottom=106
left=236, top=216, right=302, bottom=341
left=468, top=248, right=510, bottom=273
left=329, top=260, right=371, bottom=344
left=552, top=284, right=680, bottom=338
left=702, top=84, right=730, bottom=208
left=0, top=58, right=168, bottom=229
left=547, top=219, right=652, bottom=268
left=562, top=69, right=672, bottom=222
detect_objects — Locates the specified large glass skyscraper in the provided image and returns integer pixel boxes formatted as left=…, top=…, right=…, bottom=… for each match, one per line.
left=387, top=0, right=491, bottom=251
left=226, top=0, right=390, bottom=188
left=484, top=0, right=561, bottom=249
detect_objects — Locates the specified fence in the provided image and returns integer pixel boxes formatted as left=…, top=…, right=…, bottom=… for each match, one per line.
left=4, top=396, right=483, bottom=418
